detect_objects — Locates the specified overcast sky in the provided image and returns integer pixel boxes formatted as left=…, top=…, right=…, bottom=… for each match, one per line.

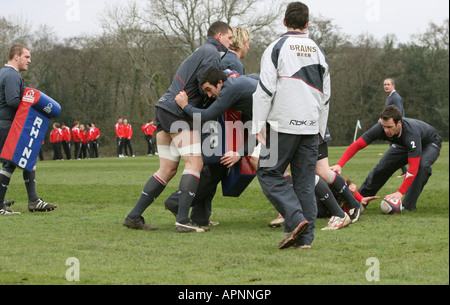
left=1, top=0, right=448, bottom=44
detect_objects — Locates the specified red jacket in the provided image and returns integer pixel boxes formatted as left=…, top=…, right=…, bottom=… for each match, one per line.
left=88, top=127, right=101, bottom=141
left=50, top=129, right=62, bottom=143
left=72, top=126, right=81, bottom=142
left=123, top=124, right=133, bottom=139
left=142, top=123, right=157, bottom=136
left=115, top=123, right=124, bottom=138
left=80, top=130, right=89, bottom=144
left=61, top=127, right=72, bottom=142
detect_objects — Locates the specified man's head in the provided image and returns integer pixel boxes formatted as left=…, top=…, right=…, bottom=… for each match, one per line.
left=117, top=117, right=123, bottom=123
left=380, top=105, right=403, bottom=138
left=8, top=45, right=31, bottom=72
left=200, top=67, right=228, bottom=100
left=229, top=27, right=251, bottom=58
left=284, top=2, right=309, bottom=31
left=384, top=78, right=396, bottom=94
left=208, top=21, right=233, bottom=49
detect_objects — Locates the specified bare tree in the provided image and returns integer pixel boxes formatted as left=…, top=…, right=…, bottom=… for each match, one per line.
left=100, top=2, right=169, bottom=106
left=100, top=0, right=285, bottom=106
left=412, top=19, right=449, bottom=51
left=308, top=14, right=350, bottom=57
left=0, top=17, right=33, bottom=62
left=105, top=0, right=284, bottom=55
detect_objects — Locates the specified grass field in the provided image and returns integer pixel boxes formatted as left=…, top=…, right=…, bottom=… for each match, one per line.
left=0, top=143, right=448, bottom=286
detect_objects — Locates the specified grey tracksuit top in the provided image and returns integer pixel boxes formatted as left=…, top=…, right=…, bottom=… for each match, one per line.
left=155, top=37, right=229, bottom=120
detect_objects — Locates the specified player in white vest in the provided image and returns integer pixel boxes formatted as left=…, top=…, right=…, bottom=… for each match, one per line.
left=252, top=2, right=331, bottom=249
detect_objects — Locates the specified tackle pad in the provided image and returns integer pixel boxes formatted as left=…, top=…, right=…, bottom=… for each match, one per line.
left=0, top=88, right=61, bottom=171
left=220, top=108, right=256, bottom=197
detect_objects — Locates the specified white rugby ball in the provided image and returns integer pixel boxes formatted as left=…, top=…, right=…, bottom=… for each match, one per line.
left=380, top=198, right=403, bottom=214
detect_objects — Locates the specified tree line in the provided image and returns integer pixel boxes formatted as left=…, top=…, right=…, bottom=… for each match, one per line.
left=1, top=0, right=448, bottom=157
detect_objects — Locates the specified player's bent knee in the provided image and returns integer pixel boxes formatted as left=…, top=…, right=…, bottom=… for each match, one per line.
left=157, top=166, right=178, bottom=181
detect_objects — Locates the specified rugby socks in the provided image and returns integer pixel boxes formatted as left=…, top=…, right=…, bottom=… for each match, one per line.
left=23, top=170, right=39, bottom=202
left=128, top=174, right=167, bottom=219
left=315, top=178, right=346, bottom=218
left=176, top=170, right=201, bottom=225
left=328, top=172, right=360, bottom=209
left=0, top=170, right=12, bottom=209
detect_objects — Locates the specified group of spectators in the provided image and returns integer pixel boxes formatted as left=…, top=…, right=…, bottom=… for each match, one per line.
left=49, top=121, right=100, bottom=160
left=48, top=118, right=158, bottom=161
left=115, top=117, right=157, bottom=158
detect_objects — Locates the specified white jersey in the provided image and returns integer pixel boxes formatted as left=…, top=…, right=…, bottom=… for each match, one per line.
left=252, top=31, right=330, bottom=137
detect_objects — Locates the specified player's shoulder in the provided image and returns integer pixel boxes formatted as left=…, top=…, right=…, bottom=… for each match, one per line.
left=392, top=91, right=403, bottom=100
left=0, top=66, right=20, bottom=81
left=227, top=75, right=258, bottom=90
left=402, top=117, right=423, bottom=129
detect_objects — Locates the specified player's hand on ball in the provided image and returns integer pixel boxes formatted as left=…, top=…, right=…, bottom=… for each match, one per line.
left=384, top=192, right=403, bottom=202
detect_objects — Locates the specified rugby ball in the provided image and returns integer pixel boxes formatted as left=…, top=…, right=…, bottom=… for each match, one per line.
left=380, top=198, right=403, bottom=214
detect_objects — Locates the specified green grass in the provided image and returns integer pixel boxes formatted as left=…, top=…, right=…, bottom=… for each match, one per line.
left=0, top=144, right=448, bottom=285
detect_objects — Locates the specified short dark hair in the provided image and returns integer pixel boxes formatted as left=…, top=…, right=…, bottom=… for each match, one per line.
left=200, top=67, right=228, bottom=87
left=285, top=2, right=309, bottom=30
left=8, top=44, right=29, bottom=60
left=207, top=21, right=232, bottom=37
left=380, top=105, right=403, bottom=124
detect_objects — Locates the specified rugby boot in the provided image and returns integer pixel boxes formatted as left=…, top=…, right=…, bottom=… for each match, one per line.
left=4, top=199, right=15, bottom=207
left=0, top=207, right=21, bottom=215
left=28, top=199, right=57, bottom=212
left=123, top=216, right=158, bottom=230
left=321, top=213, right=351, bottom=230
left=268, top=214, right=285, bottom=228
left=175, top=222, right=206, bottom=233
left=278, top=220, right=309, bottom=249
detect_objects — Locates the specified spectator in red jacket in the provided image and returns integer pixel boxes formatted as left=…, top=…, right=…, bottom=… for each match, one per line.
left=49, top=123, right=63, bottom=160
left=60, top=122, right=72, bottom=160
left=72, top=121, right=82, bottom=159
left=115, top=117, right=125, bottom=157
left=122, top=118, right=134, bottom=157
left=142, top=120, right=157, bottom=155
left=79, top=124, right=88, bottom=159
left=88, top=123, right=101, bottom=158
